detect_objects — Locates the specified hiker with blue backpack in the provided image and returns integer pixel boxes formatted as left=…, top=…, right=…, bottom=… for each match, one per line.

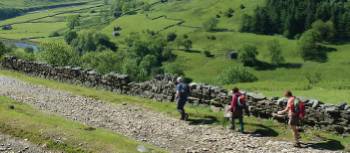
left=230, top=87, right=250, bottom=133
left=277, top=90, right=305, bottom=147
left=175, top=77, right=190, bottom=120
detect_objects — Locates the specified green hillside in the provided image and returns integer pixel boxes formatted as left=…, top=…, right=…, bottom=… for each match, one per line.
left=100, top=0, right=350, bottom=103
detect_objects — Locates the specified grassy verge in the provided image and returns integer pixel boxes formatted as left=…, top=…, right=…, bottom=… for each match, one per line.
left=0, top=96, right=166, bottom=153
left=0, top=69, right=349, bottom=151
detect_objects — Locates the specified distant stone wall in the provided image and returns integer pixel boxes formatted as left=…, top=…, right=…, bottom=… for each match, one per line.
left=1, top=56, right=349, bottom=134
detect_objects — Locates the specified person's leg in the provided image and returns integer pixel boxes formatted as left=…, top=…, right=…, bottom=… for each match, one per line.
left=177, top=100, right=186, bottom=120
left=230, top=116, right=236, bottom=130
left=238, top=116, right=244, bottom=133
left=291, top=125, right=301, bottom=146
left=289, top=116, right=301, bottom=147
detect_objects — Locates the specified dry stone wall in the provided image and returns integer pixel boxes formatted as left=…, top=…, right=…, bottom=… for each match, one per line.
left=1, top=56, right=349, bottom=134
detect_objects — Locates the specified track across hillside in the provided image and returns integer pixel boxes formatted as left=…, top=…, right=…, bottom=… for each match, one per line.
left=0, top=76, right=342, bottom=153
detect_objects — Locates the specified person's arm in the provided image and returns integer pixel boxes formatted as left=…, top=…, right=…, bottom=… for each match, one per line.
left=175, top=84, right=181, bottom=99
left=278, top=99, right=291, bottom=114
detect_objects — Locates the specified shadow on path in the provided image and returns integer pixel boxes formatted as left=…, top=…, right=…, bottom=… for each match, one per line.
left=187, top=116, right=218, bottom=125
left=302, top=139, right=345, bottom=151
left=248, top=123, right=279, bottom=137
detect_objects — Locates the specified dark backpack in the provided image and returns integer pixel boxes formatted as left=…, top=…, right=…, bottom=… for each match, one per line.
left=236, top=94, right=247, bottom=108
left=178, top=83, right=190, bottom=97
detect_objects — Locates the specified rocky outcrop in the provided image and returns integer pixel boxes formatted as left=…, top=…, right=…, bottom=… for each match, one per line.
left=1, top=56, right=349, bottom=134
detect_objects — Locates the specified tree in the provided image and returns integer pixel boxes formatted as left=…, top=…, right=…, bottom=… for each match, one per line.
left=298, top=29, right=326, bottom=62
left=71, top=31, right=117, bottom=54
left=66, top=15, right=80, bottom=30
left=39, top=42, right=80, bottom=66
left=24, top=47, right=34, bottom=53
left=176, top=37, right=192, bottom=51
left=216, top=66, right=257, bottom=85
left=311, top=20, right=335, bottom=41
left=0, top=41, right=10, bottom=57
left=81, top=51, right=123, bottom=74
left=240, top=14, right=254, bottom=32
left=239, top=44, right=259, bottom=66
left=182, top=39, right=192, bottom=51
left=267, top=39, right=284, bottom=65
left=64, top=31, right=78, bottom=45
left=203, top=17, right=219, bottom=32
left=242, top=0, right=349, bottom=39
left=143, top=2, right=151, bottom=11
left=121, top=32, right=173, bottom=81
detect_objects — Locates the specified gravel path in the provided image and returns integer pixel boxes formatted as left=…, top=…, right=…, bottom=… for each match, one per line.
left=0, top=133, right=52, bottom=153
left=0, top=76, right=344, bottom=153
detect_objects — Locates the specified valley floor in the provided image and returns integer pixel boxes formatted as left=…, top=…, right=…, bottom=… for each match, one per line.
left=0, top=75, right=343, bottom=153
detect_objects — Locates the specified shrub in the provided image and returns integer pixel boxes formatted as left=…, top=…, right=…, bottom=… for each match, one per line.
left=207, top=35, right=216, bottom=40
left=203, top=50, right=213, bottom=57
left=203, top=17, right=219, bottom=32
left=240, top=4, right=246, bottom=9
left=167, top=32, right=177, bottom=42
left=239, top=44, right=259, bottom=66
left=225, top=8, right=235, bottom=18
left=39, top=42, right=80, bottom=66
left=49, top=31, right=60, bottom=37
left=24, top=47, right=34, bottom=53
left=305, top=72, right=322, bottom=89
left=216, top=66, right=258, bottom=85
left=267, top=39, right=284, bottom=65
left=7, top=49, right=35, bottom=61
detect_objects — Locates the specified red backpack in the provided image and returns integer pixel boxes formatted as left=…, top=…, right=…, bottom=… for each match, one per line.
left=292, top=97, right=305, bottom=119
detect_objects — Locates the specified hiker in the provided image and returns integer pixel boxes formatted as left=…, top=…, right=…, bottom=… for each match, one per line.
left=230, top=87, right=250, bottom=133
left=175, top=77, right=190, bottom=120
left=277, top=90, right=305, bottom=147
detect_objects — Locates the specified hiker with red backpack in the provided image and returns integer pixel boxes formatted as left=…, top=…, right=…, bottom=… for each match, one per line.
left=230, top=87, right=250, bottom=133
left=277, top=90, right=305, bottom=147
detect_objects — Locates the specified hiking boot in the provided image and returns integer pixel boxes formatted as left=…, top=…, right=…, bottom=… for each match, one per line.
left=184, top=113, right=189, bottom=121
left=228, top=125, right=235, bottom=130
left=293, top=142, right=301, bottom=148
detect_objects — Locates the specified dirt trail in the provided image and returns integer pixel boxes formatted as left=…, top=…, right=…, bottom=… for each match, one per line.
left=0, top=76, right=342, bottom=153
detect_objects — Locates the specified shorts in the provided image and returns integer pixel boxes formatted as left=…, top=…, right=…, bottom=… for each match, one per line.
left=288, top=115, right=299, bottom=126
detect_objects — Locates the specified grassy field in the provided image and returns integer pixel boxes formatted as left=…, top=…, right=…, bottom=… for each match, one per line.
left=0, top=69, right=349, bottom=151
left=0, top=0, right=82, bottom=8
left=0, top=0, right=105, bottom=41
left=0, top=96, right=165, bottom=153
